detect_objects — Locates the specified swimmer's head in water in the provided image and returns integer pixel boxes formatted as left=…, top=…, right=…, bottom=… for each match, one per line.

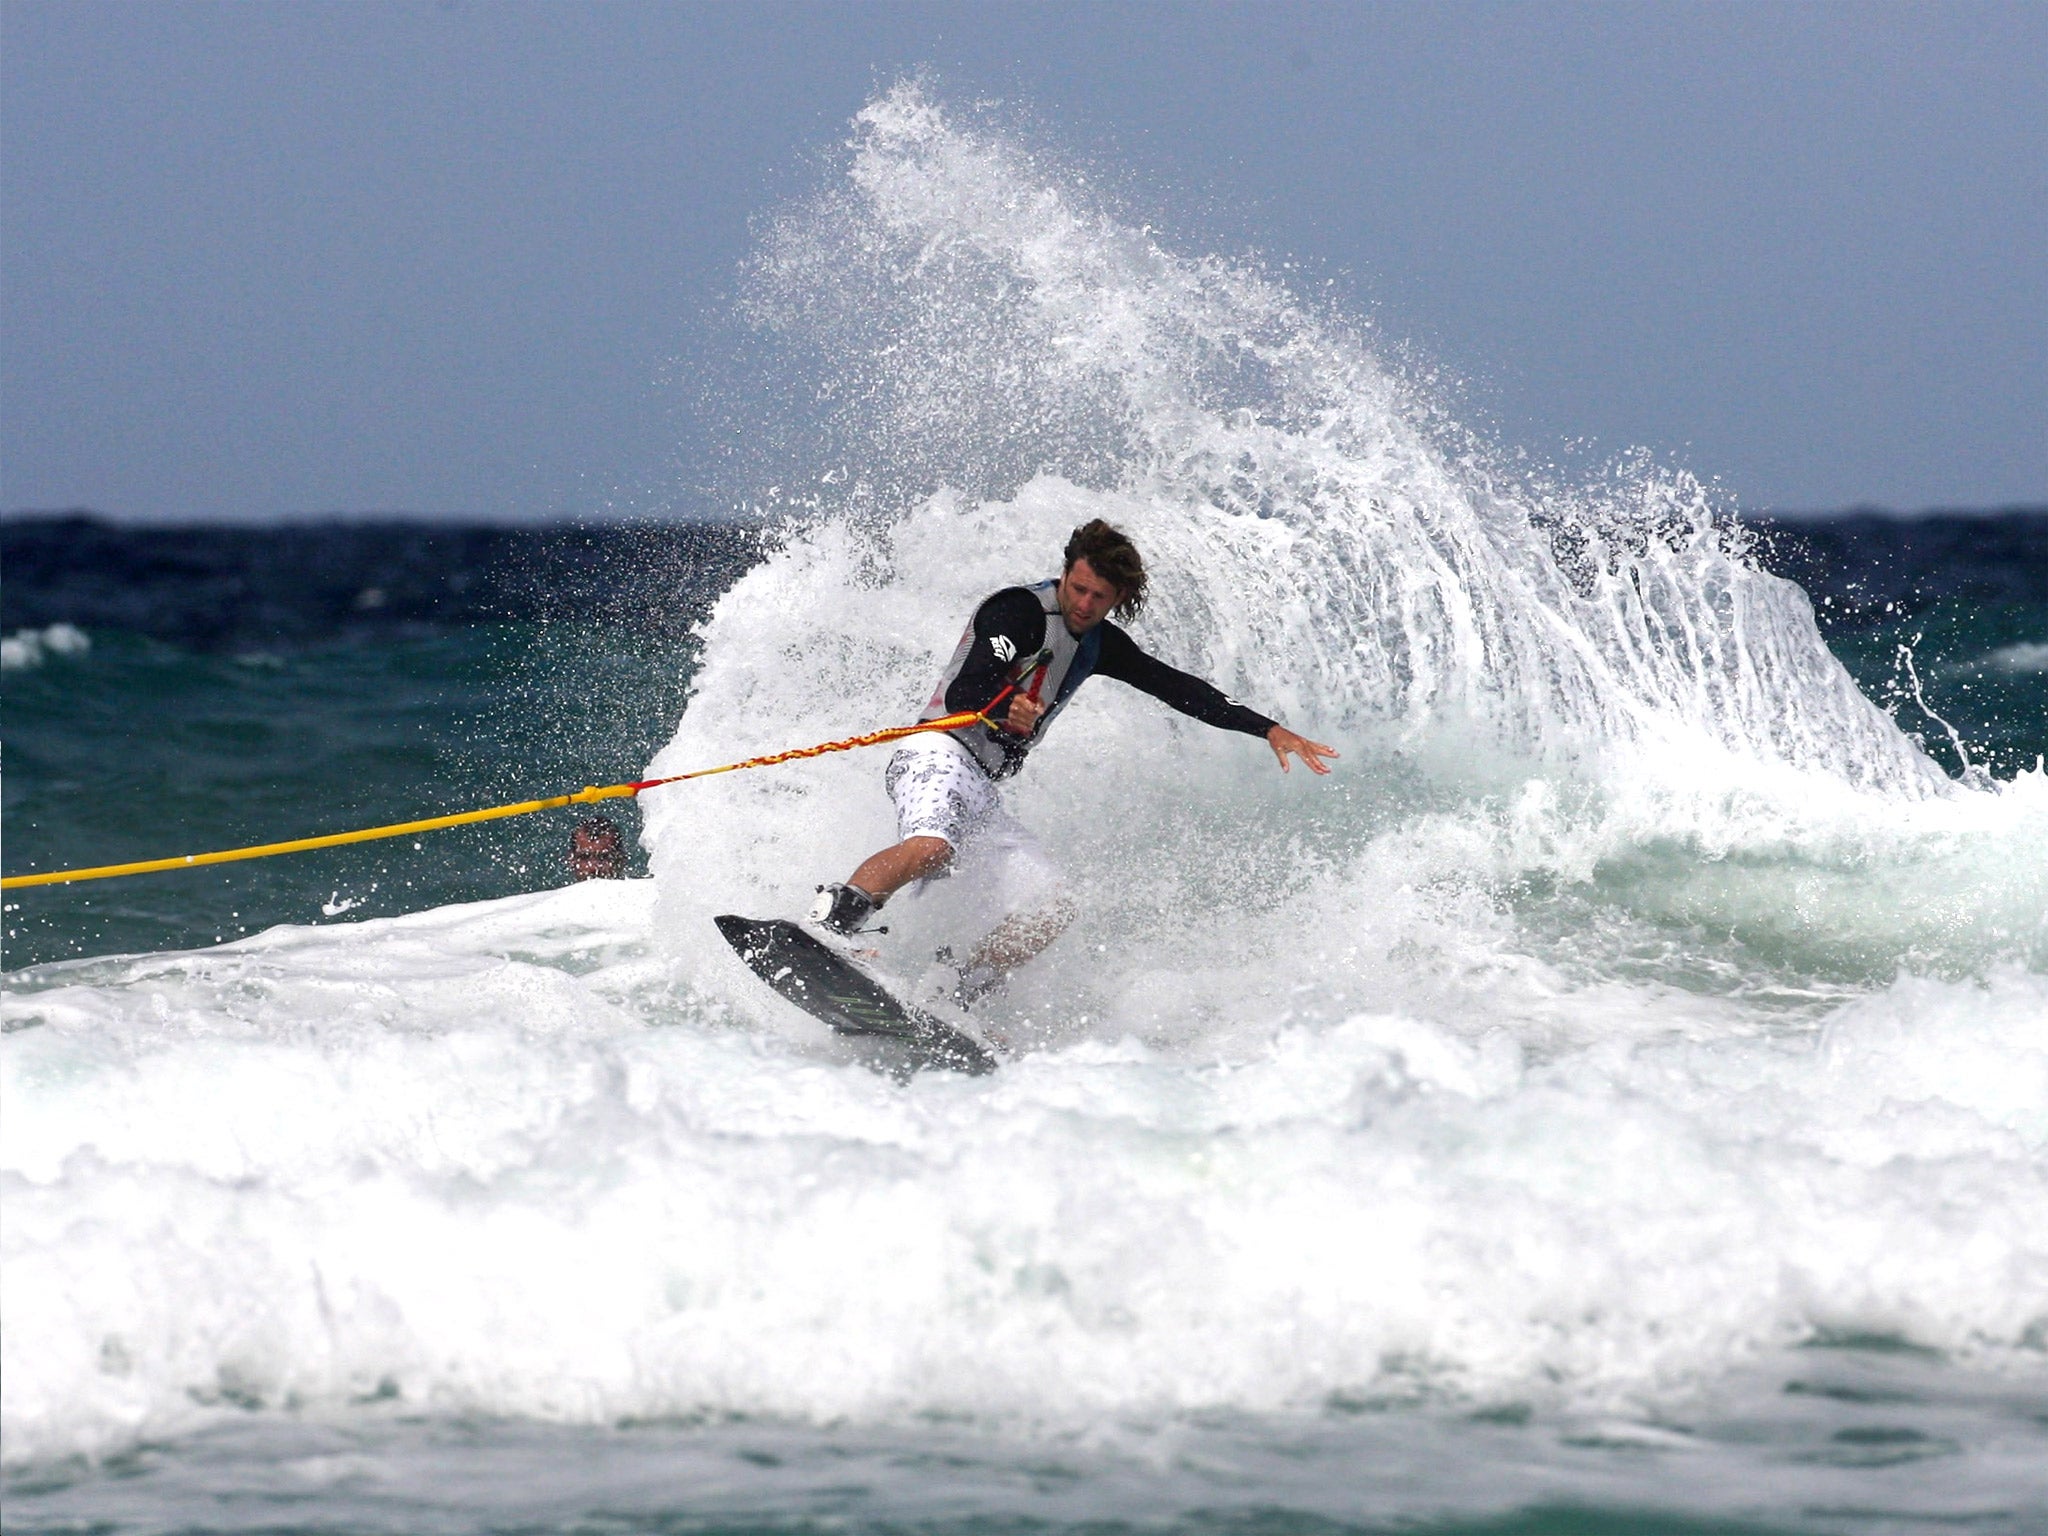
left=569, top=816, right=628, bottom=880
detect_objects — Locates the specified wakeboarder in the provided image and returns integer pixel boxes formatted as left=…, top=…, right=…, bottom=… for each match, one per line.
left=811, top=518, right=1336, bottom=1003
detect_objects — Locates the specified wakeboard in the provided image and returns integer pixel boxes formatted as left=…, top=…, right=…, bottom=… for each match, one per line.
left=714, top=914, right=998, bottom=1078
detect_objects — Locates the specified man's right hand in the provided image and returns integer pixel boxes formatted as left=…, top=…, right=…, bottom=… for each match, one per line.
left=1001, top=694, right=1047, bottom=736
left=1267, top=725, right=1338, bottom=774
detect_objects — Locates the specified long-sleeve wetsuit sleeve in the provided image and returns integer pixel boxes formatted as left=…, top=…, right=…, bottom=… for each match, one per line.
left=942, top=587, right=1050, bottom=714
left=1094, top=623, right=1279, bottom=737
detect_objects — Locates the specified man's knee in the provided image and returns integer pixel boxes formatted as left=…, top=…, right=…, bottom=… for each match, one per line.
left=903, top=835, right=954, bottom=876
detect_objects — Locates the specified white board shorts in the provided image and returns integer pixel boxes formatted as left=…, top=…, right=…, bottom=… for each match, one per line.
left=884, top=733, right=1060, bottom=907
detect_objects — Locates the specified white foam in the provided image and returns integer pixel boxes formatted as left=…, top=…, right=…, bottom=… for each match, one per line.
left=6, top=891, right=2046, bottom=1466
left=1, top=622, right=90, bottom=670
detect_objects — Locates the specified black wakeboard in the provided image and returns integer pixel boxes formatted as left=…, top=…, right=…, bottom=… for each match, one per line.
left=714, top=914, right=997, bottom=1078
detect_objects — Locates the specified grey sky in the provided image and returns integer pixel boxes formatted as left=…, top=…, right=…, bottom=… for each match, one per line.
left=3, top=1, right=2041, bottom=521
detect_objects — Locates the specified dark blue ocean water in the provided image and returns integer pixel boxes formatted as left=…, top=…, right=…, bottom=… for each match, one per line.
left=7, top=513, right=2044, bottom=972
left=3, top=519, right=754, bottom=969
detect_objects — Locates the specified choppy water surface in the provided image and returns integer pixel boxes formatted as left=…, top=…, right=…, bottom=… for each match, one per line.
left=5, top=83, right=2045, bottom=1535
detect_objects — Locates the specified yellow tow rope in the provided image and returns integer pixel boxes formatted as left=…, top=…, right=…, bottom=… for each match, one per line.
left=0, top=706, right=998, bottom=891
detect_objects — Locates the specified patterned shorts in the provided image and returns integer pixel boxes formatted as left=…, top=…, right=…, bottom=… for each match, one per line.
left=884, top=734, right=1058, bottom=897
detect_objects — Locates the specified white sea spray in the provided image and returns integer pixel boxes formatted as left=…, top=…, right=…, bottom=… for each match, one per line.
left=1985, top=641, right=2048, bottom=674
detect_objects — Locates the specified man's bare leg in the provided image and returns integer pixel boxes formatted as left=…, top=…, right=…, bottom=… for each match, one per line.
left=955, top=894, right=1079, bottom=1001
left=848, top=836, right=952, bottom=901
left=827, top=842, right=1073, bottom=996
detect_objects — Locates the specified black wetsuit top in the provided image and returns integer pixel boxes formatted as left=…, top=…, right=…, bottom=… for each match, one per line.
left=919, top=579, right=1278, bottom=779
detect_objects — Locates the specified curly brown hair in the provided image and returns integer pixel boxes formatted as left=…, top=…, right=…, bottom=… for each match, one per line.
left=1062, top=519, right=1147, bottom=620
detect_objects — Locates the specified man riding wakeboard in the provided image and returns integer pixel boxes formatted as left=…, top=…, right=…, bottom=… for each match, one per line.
left=811, top=518, right=1337, bottom=1004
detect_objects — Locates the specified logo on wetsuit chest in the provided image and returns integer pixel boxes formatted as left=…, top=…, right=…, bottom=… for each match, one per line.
left=991, top=635, right=1017, bottom=663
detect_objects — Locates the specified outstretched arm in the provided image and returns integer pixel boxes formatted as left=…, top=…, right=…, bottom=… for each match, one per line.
left=1097, top=624, right=1337, bottom=774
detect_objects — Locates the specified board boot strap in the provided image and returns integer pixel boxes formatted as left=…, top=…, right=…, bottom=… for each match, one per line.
left=810, top=882, right=885, bottom=935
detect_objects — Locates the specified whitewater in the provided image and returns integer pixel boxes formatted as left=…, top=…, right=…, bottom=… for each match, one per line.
left=6, top=84, right=2046, bottom=1532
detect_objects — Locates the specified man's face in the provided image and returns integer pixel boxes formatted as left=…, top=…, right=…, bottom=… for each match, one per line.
left=1056, top=557, right=1121, bottom=635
